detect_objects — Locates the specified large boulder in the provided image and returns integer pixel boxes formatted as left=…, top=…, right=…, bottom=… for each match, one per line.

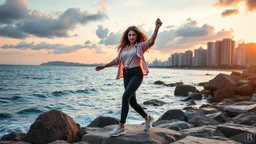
left=87, top=116, right=119, bottom=128
left=174, top=85, right=198, bottom=96
left=233, top=84, right=253, bottom=96
left=211, top=87, right=236, bottom=102
left=82, top=124, right=184, bottom=144
left=223, top=101, right=256, bottom=116
left=156, top=121, right=191, bottom=131
left=23, top=110, right=82, bottom=144
left=179, top=125, right=224, bottom=138
left=188, top=115, right=220, bottom=127
left=217, top=123, right=256, bottom=143
left=173, top=136, right=239, bottom=144
left=157, top=109, right=186, bottom=121
left=143, top=99, right=166, bottom=106
left=232, top=112, right=256, bottom=125
left=0, top=132, right=26, bottom=141
left=204, top=74, right=236, bottom=91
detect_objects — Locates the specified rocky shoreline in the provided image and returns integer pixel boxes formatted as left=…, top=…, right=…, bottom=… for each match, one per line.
left=1, top=69, right=256, bottom=144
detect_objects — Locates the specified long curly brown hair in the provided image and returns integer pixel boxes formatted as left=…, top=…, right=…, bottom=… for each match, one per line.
left=117, top=26, right=148, bottom=51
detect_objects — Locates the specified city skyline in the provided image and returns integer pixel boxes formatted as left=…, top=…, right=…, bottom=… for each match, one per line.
left=150, top=38, right=256, bottom=67
left=0, top=0, right=256, bottom=65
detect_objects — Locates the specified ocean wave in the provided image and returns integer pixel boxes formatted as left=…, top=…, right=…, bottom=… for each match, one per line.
left=0, top=99, right=9, bottom=104
left=1, top=95, right=23, bottom=101
left=52, top=88, right=97, bottom=96
left=32, top=94, right=47, bottom=98
left=75, top=89, right=96, bottom=94
left=0, top=113, right=12, bottom=120
left=52, top=91, right=67, bottom=96
left=23, top=76, right=46, bottom=80
left=17, top=107, right=43, bottom=114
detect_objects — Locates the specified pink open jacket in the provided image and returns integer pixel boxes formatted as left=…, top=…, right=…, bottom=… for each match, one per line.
left=113, top=40, right=152, bottom=79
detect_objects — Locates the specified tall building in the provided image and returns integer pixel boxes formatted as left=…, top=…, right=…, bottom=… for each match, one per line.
left=207, top=42, right=215, bottom=67
left=220, top=38, right=235, bottom=66
left=214, top=40, right=221, bottom=66
left=184, top=50, right=193, bottom=67
left=194, top=47, right=207, bottom=67
left=173, top=53, right=179, bottom=67
left=178, top=53, right=185, bottom=67
left=167, top=56, right=172, bottom=66
left=236, top=43, right=256, bottom=66
left=248, top=43, right=256, bottom=66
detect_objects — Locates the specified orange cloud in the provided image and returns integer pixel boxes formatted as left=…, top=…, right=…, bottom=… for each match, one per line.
left=214, top=0, right=256, bottom=17
left=221, top=9, right=239, bottom=17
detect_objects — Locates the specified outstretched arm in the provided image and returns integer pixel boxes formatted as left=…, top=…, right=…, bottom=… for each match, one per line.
left=95, top=60, right=116, bottom=71
left=149, top=18, right=162, bottom=46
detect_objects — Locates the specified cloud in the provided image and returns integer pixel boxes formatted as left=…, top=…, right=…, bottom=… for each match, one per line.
left=0, top=24, right=28, bottom=39
left=166, top=25, right=175, bottom=29
left=213, top=0, right=256, bottom=17
left=0, top=0, right=29, bottom=24
left=0, top=0, right=108, bottom=39
left=97, top=18, right=233, bottom=52
left=96, top=25, right=109, bottom=39
left=85, top=40, right=91, bottom=44
left=1, top=41, right=34, bottom=49
left=98, top=0, right=107, bottom=12
left=221, top=9, right=239, bottom=17
left=154, top=19, right=233, bottom=51
left=246, top=0, right=256, bottom=11
left=214, top=0, right=243, bottom=7
left=1, top=41, right=102, bottom=54
left=99, top=32, right=122, bottom=46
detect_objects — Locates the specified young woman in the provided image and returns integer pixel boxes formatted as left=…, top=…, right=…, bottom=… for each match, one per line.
left=95, top=18, right=162, bottom=137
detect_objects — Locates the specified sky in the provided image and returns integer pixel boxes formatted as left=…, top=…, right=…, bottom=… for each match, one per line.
left=0, top=0, right=256, bottom=65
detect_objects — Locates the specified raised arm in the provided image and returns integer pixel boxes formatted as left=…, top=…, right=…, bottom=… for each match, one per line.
left=149, top=18, right=162, bottom=46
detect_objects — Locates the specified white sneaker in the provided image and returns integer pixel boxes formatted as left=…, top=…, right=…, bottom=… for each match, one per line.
left=110, top=125, right=126, bottom=137
left=144, top=115, right=154, bottom=131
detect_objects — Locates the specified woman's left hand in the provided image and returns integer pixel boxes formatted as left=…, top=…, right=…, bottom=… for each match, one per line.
left=155, top=18, right=162, bottom=28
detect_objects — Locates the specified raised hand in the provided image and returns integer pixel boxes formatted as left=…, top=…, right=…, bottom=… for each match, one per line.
left=155, top=18, right=162, bottom=28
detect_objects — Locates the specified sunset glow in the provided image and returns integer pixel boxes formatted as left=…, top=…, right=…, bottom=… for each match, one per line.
left=0, top=0, right=256, bottom=65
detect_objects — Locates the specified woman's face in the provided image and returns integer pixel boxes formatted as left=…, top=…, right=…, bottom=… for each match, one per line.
left=128, top=30, right=137, bottom=44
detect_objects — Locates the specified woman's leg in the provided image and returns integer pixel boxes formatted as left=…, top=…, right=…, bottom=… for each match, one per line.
left=120, top=74, right=143, bottom=124
left=129, top=93, right=147, bottom=118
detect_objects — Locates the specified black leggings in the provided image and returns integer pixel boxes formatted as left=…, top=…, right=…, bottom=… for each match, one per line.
left=120, top=67, right=148, bottom=123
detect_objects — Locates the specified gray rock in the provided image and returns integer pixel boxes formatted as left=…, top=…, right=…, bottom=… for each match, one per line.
left=188, top=115, right=220, bottom=127
left=143, top=99, right=166, bottom=106
left=174, top=85, right=198, bottom=96
left=87, top=116, right=119, bottom=128
left=217, top=123, right=256, bottom=138
left=172, top=136, right=240, bottom=144
left=232, top=112, right=256, bottom=125
left=223, top=101, right=256, bottom=116
left=179, top=125, right=224, bottom=138
left=205, top=74, right=236, bottom=91
left=0, top=132, right=26, bottom=141
left=157, top=109, right=186, bottom=121
left=23, top=110, right=82, bottom=144
left=156, top=121, right=191, bottom=131
left=82, top=124, right=184, bottom=144
left=212, top=87, right=236, bottom=102
left=233, top=84, right=253, bottom=96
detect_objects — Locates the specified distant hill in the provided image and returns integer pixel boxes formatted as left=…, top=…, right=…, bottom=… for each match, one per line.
left=40, top=61, right=98, bottom=67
